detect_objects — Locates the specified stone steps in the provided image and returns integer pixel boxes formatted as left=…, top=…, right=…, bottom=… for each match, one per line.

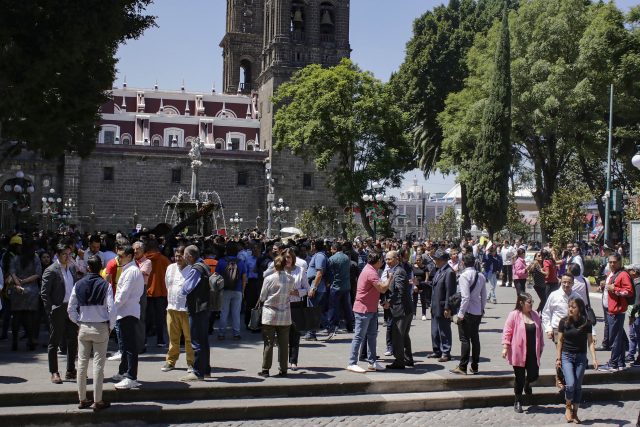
left=1, top=369, right=638, bottom=425
left=1, top=382, right=639, bottom=425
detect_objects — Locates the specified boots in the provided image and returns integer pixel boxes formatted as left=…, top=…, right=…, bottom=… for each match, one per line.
left=514, top=395, right=523, bottom=413
left=565, top=400, right=573, bottom=423
left=571, top=403, right=581, bottom=424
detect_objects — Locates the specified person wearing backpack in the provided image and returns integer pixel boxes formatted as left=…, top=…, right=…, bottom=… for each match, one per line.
left=180, top=245, right=211, bottom=381
left=450, top=253, right=487, bottom=375
left=215, top=242, right=247, bottom=341
left=599, top=253, right=634, bottom=372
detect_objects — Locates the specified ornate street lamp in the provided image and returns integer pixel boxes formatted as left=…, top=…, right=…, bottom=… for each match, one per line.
left=271, top=198, right=289, bottom=234
left=230, top=212, right=244, bottom=234
left=361, top=181, right=390, bottom=240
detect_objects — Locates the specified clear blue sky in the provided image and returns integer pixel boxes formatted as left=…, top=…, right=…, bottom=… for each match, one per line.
left=116, top=0, right=638, bottom=194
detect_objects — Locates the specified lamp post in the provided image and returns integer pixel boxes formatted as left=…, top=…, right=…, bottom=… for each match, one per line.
left=230, top=212, right=244, bottom=235
left=265, top=161, right=275, bottom=238
left=2, top=170, right=35, bottom=230
left=41, top=188, right=62, bottom=230
left=271, top=198, right=289, bottom=235
left=361, top=181, right=389, bottom=240
left=632, top=146, right=640, bottom=171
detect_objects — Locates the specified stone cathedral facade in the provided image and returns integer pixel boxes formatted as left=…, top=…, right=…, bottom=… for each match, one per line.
left=0, top=1, right=351, bottom=233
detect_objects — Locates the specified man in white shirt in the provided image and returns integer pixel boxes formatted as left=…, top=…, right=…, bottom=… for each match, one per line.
left=542, top=273, right=582, bottom=342
left=112, top=245, right=144, bottom=390
left=161, top=245, right=194, bottom=372
left=500, top=240, right=515, bottom=288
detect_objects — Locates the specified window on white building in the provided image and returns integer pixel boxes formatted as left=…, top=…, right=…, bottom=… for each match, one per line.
left=164, top=128, right=184, bottom=148
left=98, top=125, right=120, bottom=144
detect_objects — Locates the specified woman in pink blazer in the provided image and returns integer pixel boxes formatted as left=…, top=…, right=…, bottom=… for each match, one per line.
left=512, top=248, right=528, bottom=295
left=502, top=292, right=544, bottom=414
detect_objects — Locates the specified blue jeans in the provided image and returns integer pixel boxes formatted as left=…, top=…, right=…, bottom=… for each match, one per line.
left=608, top=313, right=626, bottom=368
left=328, top=288, right=354, bottom=332
left=117, top=316, right=139, bottom=380
left=349, top=312, right=377, bottom=365
left=628, top=317, right=639, bottom=358
left=189, top=310, right=210, bottom=378
left=218, top=290, right=243, bottom=337
left=485, top=272, right=497, bottom=301
left=629, top=317, right=640, bottom=360
left=561, top=351, right=587, bottom=403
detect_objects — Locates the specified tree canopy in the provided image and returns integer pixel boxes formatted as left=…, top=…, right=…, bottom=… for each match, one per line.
left=438, top=0, right=640, bottom=240
left=0, top=0, right=156, bottom=160
left=466, top=3, right=512, bottom=235
left=272, top=58, right=415, bottom=237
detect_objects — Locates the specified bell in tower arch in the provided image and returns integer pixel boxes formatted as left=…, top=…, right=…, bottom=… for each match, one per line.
left=321, top=9, right=333, bottom=26
left=293, top=9, right=303, bottom=23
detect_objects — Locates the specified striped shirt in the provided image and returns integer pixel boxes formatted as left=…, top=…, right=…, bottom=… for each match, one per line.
left=260, top=271, right=295, bottom=326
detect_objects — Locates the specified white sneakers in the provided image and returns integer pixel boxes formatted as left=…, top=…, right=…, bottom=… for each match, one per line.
left=367, top=362, right=386, bottom=371
left=107, top=351, right=122, bottom=361
left=346, top=364, right=367, bottom=373
left=114, top=378, right=141, bottom=390
left=347, top=362, right=385, bottom=373
left=421, top=315, right=427, bottom=321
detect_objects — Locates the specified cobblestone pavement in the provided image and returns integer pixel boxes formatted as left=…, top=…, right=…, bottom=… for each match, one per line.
left=99, top=400, right=640, bottom=427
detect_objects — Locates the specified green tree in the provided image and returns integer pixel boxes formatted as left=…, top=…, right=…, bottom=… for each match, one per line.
left=0, top=0, right=155, bottom=160
left=391, top=0, right=513, bottom=230
left=504, top=193, right=530, bottom=240
left=539, top=187, right=588, bottom=248
left=272, top=59, right=414, bottom=238
left=297, top=206, right=340, bottom=237
left=427, top=206, right=461, bottom=241
left=466, top=2, right=512, bottom=236
left=438, top=0, right=640, bottom=241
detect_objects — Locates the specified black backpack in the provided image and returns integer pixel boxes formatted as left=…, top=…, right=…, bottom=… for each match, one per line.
left=222, top=257, right=239, bottom=291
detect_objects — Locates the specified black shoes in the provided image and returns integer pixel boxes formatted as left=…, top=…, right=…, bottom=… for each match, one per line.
left=514, top=398, right=523, bottom=413
left=524, top=381, right=533, bottom=396
left=386, top=363, right=405, bottom=370
left=257, top=370, right=269, bottom=378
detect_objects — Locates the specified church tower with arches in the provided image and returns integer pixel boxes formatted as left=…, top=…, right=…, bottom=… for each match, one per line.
left=221, top=0, right=351, bottom=215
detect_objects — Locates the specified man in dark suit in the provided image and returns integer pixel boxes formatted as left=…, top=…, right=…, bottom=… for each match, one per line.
left=41, top=243, right=79, bottom=384
left=385, top=250, right=414, bottom=369
left=429, top=249, right=457, bottom=362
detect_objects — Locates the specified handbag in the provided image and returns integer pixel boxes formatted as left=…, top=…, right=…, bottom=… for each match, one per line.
left=302, top=297, right=322, bottom=331
left=583, top=278, right=597, bottom=327
left=448, top=273, right=479, bottom=314
left=248, top=302, right=262, bottom=331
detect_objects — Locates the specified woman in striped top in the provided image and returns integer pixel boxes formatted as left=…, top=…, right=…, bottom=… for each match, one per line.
left=258, top=255, right=296, bottom=378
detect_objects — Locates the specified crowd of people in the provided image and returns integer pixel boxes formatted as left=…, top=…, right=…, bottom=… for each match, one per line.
left=0, top=229, right=638, bottom=424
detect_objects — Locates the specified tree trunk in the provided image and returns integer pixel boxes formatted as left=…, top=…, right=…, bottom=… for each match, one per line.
left=358, top=201, right=375, bottom=238
left=460, top=181, right=471, bottom=232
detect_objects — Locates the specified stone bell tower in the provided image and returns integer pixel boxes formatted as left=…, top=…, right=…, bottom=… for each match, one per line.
left=222, top=0, right=351, bottom=218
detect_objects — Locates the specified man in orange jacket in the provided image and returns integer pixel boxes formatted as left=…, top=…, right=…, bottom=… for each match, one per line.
left=144, top=239, right=171, bottom=347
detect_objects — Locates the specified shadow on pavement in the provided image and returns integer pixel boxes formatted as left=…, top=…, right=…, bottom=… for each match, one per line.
left=214, top=375, right=265, bottom=383
left=0, top=376, right=27, bottom=384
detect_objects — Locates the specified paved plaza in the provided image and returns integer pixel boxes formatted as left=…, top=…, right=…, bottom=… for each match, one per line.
left=0, top=283, right=638, bottom=425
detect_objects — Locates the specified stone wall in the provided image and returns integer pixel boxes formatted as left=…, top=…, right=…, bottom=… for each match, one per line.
left=68, top=147, right=268, bottom=233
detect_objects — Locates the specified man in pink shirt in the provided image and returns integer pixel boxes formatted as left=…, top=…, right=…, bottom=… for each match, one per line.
left=346, top=251, right=393, bottom=373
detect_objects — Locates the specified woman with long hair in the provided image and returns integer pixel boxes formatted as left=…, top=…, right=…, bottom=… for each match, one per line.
left=9, top=240, right=42, bottom=351
left=512, top=248, right=528, bottom=295
left=502, top=292, right=544, bottom=414
left=258, top=255, right=296, bottom=377
left=283, top=247, right=309, bottom=371
left=527, top=252, right=546, bottom=313
left=556, top=297, right=598, bottom=423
